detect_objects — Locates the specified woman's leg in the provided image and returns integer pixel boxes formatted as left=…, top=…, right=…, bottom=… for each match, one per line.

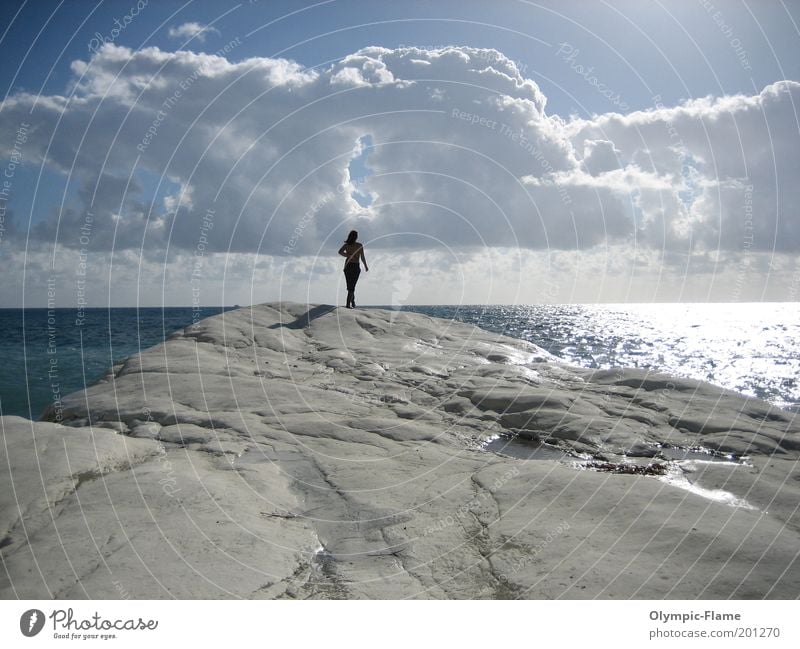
left=350, top=266, right=360, bottom=307
left=344, top=265, right=360, bottom=308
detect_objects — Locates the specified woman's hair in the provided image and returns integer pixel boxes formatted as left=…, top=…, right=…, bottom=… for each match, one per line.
left=345, top=230, right=358, bottom=244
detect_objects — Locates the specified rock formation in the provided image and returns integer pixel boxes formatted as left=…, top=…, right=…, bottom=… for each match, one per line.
left=1, top=303, right=798, bottom=598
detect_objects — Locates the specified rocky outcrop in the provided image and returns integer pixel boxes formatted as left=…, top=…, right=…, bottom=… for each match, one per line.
left=1, top=303, right=798, bottom=598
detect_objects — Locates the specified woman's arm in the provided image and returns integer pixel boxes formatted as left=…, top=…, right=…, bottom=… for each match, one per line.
left=360, top=245, right=368, bottom=271
left=338, top=244, right=348, bottom=257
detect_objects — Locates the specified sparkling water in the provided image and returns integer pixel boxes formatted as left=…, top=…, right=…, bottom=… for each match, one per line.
left=0, top=303, right=797, bottom=420
left=399, top=303, right=800, bottom=412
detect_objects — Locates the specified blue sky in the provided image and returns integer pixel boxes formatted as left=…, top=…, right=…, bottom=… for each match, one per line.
left=1, top=0, right=799, bottom=306
left=4, top=0, right=799, bottom=115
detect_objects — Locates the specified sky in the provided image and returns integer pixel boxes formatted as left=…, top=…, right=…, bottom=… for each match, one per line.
left=0, top=0, right=799, bottom=307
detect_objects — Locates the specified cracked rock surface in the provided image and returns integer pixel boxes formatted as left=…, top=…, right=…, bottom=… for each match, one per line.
left=1, top=302, right=799, bottom=598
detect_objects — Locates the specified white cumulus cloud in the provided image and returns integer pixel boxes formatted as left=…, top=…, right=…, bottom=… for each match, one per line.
left=0, top=44, right=797, bottom=305
left=167, top=22, right=220, bottom=43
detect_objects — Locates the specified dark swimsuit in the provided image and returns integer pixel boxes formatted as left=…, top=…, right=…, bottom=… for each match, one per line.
left=344, top=263, right=360, bottom=291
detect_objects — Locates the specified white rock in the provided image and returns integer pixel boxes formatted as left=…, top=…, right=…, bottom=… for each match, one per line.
left=2, top=303, right=798, bottom=598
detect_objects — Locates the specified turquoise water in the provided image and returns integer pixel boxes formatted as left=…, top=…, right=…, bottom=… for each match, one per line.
left=0, top=303, right=797, bottom=419
left=0, top=307, right=232, bottom=419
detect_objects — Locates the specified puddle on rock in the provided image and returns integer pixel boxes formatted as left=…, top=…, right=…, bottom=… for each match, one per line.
left=658, top=445, right=749, bottom=464
left=482, top=435, right=758, bottom=511
left=483, top=435, right=570, bottom=461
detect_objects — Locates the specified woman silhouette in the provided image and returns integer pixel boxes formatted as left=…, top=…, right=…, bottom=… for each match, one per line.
left=338, top=230, right=368, bottom=309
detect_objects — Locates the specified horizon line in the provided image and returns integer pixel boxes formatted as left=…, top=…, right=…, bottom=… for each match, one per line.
left=1, top=300, right=799, bottom=310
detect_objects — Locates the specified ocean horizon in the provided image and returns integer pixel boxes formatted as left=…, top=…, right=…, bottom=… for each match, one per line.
left=1, top=302, right=797, bottom=420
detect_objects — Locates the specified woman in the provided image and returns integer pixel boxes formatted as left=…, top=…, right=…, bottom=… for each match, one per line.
left=338, top=230, right=368, bottom=309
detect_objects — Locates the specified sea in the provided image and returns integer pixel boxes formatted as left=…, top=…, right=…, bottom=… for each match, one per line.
left=0, top=303, right=797, bottom=420
left=0, top=307, right=233, bottom=420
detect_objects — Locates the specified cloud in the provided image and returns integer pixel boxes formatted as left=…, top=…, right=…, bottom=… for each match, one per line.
left=167, top=22, right=220, bottom=43
left=581, top=139, right=622, bottom=176
left=0, top=44, right=797, bottom=305
left=565, top=82, right=800, bottom=253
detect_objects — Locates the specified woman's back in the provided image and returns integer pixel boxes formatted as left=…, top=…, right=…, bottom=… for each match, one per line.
left=342, top=242, right=362, bottom=266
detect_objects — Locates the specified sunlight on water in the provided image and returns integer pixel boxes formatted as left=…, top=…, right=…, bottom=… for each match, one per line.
left=401, top=303, right=800, bottom=411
